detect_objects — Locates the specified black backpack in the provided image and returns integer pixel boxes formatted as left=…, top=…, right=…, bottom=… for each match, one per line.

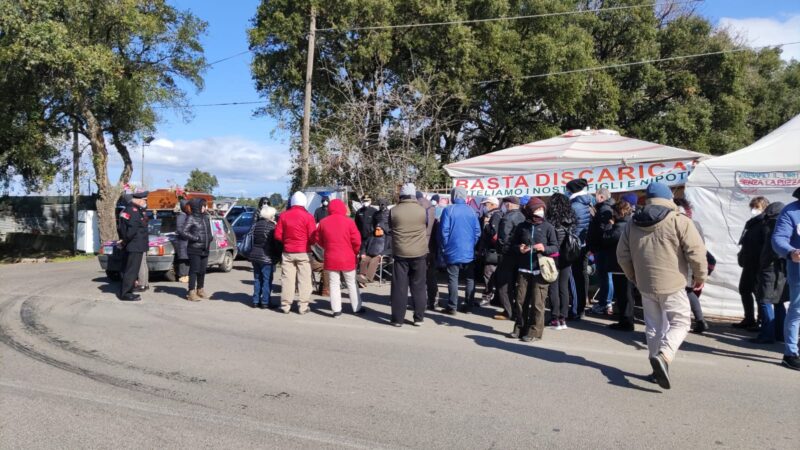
left=560, top=227, right=582, bottom=265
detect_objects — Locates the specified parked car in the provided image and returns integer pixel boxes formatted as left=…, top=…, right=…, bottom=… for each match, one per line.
left=98, top=209, right=237, bottom=281
left=231, top=211, right=256, bottom=259
left=225, top=206, right=254, bottom=224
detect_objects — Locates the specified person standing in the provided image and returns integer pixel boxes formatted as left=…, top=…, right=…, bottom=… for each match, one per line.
left=389, top=183, right=429, bottom=327
left=275, top=192, right=317, bottom=314
left=752, top=202, right=787, bottom=344
left=736, top=196, right=770, bottom=330
left=617, top=183, right=707, bottom=389
left=358, top=198, right=391, bottom=286
left=545, top=193, right=576, bottom=330
left=604, top=200, right=636, bottom=331
left=250, top=205, right=280, bottom=309
left=355, top=196, right=377, bottom=255
left=771, top=187, right=800, bottom=371
left=478, top=197, right=503, bottom=307
left=587, top=187, right=615, bottom=316
left=314, top=194, right=331, bottom=223
left=135, top=197, right=150, bottom=293
left=416, top=191, right=438, bottom=309
left=494, top=196, right=525, bottom=320
left=674, top=197, right=710, bottom=334
left=439, top=187, right=481, bottom=314
left=179, top=197, right=213, bottom=302
left=117, top=191, right=150, bottom=301
left=174, top=199, right=190, bottom=283
left=508, top=199, right=558, bottom=342
left=314, top=199, right=365, bottom=317
left=566, top=179, right=594, bottom=320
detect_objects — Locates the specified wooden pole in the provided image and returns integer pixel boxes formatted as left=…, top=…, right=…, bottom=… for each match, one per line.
left=300, top=6, right=316, bottom=189
left=72, top=122, right=80, bottom=254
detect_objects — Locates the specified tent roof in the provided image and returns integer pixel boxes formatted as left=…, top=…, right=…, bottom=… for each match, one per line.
left=444, top=129, right=706, bottom=178
left=688, top=114, right=800, bottom=187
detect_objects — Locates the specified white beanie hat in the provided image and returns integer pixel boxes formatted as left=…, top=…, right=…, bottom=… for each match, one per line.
left=290, top=191, right=307, bottom=209
left=400, top=183, right=416, bottom=197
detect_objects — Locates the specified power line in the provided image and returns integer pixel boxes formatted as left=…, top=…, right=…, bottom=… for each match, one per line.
left=476, top=40, right=800, bottom=84
left=205, top=50, right=252, bottom=67
left=153, top=100, right=268, bottom=109
left=316, top=0, right=703, bottom=32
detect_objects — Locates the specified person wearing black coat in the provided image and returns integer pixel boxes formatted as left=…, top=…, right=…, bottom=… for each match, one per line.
left=494, top=196, right=526, bottom=321
left=250, top=205, right=281, bottom=309
left=117, top=191, right=149, bottom=301
left=174, top=199, right=190, bottom=283
left=753, top=202, right=788, bottom=343
left=508, top=198, right=559, bottom=342
left=355, top=196, right=377, bottom=255
left=545, top=193, right=576, bottom=330
left=604, top=201, right=636, bottom=331
left=587, top=188, right=615, bottom=316
left=179, top=197, right=212, bottom=301
left=736, top=196, right=769, bottom=329
left=314, top=195, right=331, bottom=223
left=357, top=199, right=391, bottom=285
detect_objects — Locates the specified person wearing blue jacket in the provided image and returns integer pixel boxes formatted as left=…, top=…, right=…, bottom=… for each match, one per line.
left=772, top=187, right=800, bottom=371
left=566, top=178, right=595, bottom=319
left=439, top=186, right=481, bottom=314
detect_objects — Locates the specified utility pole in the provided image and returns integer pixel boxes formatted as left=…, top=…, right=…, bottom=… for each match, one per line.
left=141, top=136, right=154, bottom=188
left=300, top=6, right=316, bottom=189
left=72, top=122, right=80, bottom=255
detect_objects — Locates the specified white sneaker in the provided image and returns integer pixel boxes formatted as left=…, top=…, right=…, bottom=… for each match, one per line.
left=558, top=320, right=567, bottom=330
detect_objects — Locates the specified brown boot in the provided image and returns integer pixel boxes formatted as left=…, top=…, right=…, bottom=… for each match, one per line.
left=196, top=288, right=207, bottom=299
left=186, top=290, right=201, bottom=302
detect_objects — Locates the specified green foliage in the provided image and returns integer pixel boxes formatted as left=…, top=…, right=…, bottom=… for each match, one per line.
left=185, top=169, right=218, bottom=194
left=249, top=0, right=800, bottom=189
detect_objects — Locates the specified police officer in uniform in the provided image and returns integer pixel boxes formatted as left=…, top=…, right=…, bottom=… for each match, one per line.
left=118, top=191, right=149, bottom=301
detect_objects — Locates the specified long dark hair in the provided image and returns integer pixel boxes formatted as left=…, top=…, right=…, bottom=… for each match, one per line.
left=546, top=193, right=576, bottom=226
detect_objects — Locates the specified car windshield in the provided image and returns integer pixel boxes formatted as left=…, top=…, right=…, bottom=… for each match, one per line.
left=146, top=210, right=178, bottom=235
left=232, top=212, right=254, bottom=228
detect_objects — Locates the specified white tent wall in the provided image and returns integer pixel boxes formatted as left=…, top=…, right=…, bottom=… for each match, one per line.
left=686, top=114, right=800, bottom=318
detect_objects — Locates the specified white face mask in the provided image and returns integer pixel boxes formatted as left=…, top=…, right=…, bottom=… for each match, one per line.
left=363, top=201, right=371, bottom=207
left=751, top=208, right=762, bottom=216
left=533, top=209, right=545, bottom=218
left=323, top=201, right=329, bottom=206
left=431, top=200, right=438, bottom=206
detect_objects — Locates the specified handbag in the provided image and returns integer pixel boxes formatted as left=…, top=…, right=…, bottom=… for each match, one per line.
left=537, top=254, right=559, bottom=283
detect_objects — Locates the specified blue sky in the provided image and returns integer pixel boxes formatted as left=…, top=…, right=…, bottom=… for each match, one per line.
left=106, top=1, right=800, bottom=198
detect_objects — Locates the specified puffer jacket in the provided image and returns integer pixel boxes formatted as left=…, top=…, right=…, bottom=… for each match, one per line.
left=366, top=203, right=392, bottom=256
left=570, top=193, right=594, bottom=243
left=738, top=213, right=766, bottom=268
left=249, top=217, right=280, bottom=265
left=174, top=211, right=189, bottom=259
left=275, top=205, right=316, bottom=253
left=510, top=220, right=558, bottom=272
left=179, top=199, right=212, bottom=256
left=312, top=199, right=361, bottom=271
left=439, top=198, right=481, bottom=265
left=617, top=198, right=707, bottom=295
left=757, top=202, right=787, bottom=304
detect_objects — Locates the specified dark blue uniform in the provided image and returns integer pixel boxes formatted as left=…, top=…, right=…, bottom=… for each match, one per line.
left=118, top=202, right=149, bottom=300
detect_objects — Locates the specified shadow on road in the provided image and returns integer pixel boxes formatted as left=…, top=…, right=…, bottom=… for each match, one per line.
left=465, top=334, right=661, bottom=393
left=91, top=277, right=119, bottom=296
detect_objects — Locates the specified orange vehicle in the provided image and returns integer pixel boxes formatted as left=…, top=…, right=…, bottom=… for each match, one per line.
left=146, top=189, right=214, bottom=211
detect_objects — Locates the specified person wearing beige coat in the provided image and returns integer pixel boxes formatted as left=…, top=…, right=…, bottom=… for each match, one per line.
left=617, top=183, right=707, bottom=390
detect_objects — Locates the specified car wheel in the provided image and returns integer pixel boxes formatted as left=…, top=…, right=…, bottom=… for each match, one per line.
left=164, top=265, right=177, bottom=282
left=106, top=270, right=121, bottom=281
left=220, top=251, right=234, bottom=272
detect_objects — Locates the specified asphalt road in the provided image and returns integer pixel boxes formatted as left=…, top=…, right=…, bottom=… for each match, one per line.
left=0, top=259, right=797, bottom=449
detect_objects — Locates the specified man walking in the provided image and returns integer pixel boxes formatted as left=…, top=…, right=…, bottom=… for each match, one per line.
left=617, top=182, right=707, bottom=389
left=275, top=191, right=317, bottom=314
left=439, top=187, right=481, bottom=314
left=117, top=191, right=149, bottom=302
left=772, top=187, right=800, bottom=370
left=390, top=183, right=429, bottom=327
left=494, top=196, right=525, bottom=320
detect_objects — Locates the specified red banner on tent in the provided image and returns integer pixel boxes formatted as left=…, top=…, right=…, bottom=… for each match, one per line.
left=453, top=160, right=697, bottom=197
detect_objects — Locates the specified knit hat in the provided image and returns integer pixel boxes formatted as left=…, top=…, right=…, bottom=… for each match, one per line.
left=646, top=182, right=673, bottom=200
left=522, top=197, right=546, bottom=220
left=400, top=183, right=416, bottom=197
left=431, top=194, right=440, bottom=203
left=290, top=191, right=308, bottom=209
left=621, top=193, right=639, bottom=206
left=566, top=178, right=588, bottom=194
left=503, top=196, right=520, bottom=205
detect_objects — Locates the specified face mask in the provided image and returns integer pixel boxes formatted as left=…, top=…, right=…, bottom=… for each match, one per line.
left=323, top=201, right=329, bottom=206
left=533, top=209, right=545, bottom=218
left=751, top=208, right=762, bottom=216
left=430, top=200, right=438, bottom=206
left=501, top=205, right=508, bottom=213
left=363, top=201, right=371, bottom=207
left=678, top=206, right=687, bottom=215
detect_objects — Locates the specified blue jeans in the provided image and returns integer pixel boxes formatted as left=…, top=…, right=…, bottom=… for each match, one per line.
left=596, top=271, right=614, bottom=308
left=252, top=261, right=274, bottom=306
left=784, top=262, right=800, bottom=356
left=759, top=302, right=786, bottom=342
left=447, top=263, right=475, bottom=310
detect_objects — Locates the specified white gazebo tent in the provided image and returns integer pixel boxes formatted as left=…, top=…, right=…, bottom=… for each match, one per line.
left=686, top=114, right=800, bottom=318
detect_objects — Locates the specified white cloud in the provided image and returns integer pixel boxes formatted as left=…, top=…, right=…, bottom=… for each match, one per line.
left=718, top=15, right=800, bottom=62
left=109, top=136, right=292, bottom=196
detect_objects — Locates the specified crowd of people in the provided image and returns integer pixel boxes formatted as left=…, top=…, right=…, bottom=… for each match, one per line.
left=114, top=180, right=800, bottom=389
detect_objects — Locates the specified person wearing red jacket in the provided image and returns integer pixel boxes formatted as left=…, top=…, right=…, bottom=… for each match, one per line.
left=275, top=191, right=317, bottom=314
left=313, top=199, right=365, bottom=317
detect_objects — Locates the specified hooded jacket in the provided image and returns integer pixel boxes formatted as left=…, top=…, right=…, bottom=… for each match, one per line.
left=757, top=202, right=787, bottom=304
left=179, top=198, right=212, bottom=256
left=275, top=203, right=316, bottom=254
left=312, top=199, right=361, bottom=271
left=439, top=188, right=481, bottom=265
left=390, top=197, right=428, bottom=258
left=616, top=197, right=707, bottom=295
left=570, top=191, right=594, bottom=243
